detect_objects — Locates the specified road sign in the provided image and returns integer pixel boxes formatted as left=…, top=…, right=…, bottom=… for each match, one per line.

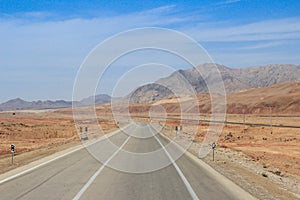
left=211, top=142, right=216, bottom=161
left=211, top=142, right=216, bottom=150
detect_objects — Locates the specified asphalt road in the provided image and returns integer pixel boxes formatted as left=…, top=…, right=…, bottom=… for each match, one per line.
left=0, top=122, right=255, bottom=200
left=130, top=115, right=300, bottom=129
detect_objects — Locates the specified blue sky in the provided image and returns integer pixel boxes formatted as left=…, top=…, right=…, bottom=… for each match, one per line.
left=0, top=0, right=300, bottom=102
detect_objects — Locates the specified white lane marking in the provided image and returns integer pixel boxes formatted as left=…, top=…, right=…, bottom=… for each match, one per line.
left=154, top=135, right=199, bottom=200
left=0, top=146, right=82, bottom=185
left=0, top=124, right=131, bottom=185
left=73, top=135, right=131, bottom=200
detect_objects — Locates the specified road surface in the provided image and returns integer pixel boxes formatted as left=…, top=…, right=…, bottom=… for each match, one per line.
left=130, top=115, right=300, bottom=129
left=0, top=122, right=255, bottom=200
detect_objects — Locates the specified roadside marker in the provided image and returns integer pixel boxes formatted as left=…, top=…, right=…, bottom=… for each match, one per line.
left=211, top=142, right=216, bottom=161
left=11, top=144, right=15, bottom=165
left=0, top=123, right=131, bottom=185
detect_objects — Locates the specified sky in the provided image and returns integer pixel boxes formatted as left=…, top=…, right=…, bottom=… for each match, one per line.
left=0, top=0, right=300, bottom=102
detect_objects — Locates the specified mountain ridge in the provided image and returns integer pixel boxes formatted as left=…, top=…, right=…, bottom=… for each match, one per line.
left=129, top=63, right=300, bottom=103
left=2, top=63, right=299, bottom=110
left=0, top=94, right=112, bottom=111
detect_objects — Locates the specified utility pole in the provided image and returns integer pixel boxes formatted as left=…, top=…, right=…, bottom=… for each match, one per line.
left=243, top=109, right=246, bottom=133
left=269, top=106, right=273, bottom=134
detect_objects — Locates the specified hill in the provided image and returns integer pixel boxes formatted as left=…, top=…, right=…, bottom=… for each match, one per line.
left=226, top=82, right=300, bottom=114
left=119, top=82, right=300, bottom=115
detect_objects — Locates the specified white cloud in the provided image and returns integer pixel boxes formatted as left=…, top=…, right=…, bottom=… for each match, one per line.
left=0, top=5, right=299, bottom=101
left=0, top=5, right=195, bottom=102
left=183, top=17, right=300, bottom=42
left=213, top=0, right=242, bottom=6
left=239, top=41, right=282, bottom=50
left=140, top=5, right=177, bottom=15
left=0, top=5, right=187, bottom=69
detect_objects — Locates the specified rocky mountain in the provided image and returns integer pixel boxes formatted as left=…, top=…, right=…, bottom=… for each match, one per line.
left=129, top=64, right=300, bottom=103
left=2, top=64, right=299, bottom=109
left=121, top=82, right=300, bottom=115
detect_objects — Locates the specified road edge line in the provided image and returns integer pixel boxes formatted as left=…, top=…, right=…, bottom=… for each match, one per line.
left=0, top=123, right=131, bottom=185
left=159, top=132, right=257, bottom=200
left=154, top=135, right=199, bottom=200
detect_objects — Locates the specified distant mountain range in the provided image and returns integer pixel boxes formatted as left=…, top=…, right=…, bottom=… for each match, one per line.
left=0, top=94, right=111, bottom=111
left=1, top=63, right=299, bottom=110
left=79, top=94, right=111, bottom=106
left=130, top=64, right=300, bottom=103
left=0, top=98, right=73, bottom=111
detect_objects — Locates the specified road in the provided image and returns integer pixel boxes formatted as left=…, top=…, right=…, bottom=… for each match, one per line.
left=0, top=122, right=255, bottom=200
left=130, top=115, right=300, bottom=129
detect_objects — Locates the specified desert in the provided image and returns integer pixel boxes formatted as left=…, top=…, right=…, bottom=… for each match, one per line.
left=0, top=80, right=299, bottom=199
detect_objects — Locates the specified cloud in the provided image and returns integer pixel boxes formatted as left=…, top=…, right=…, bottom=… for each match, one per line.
left=140, top=5, right=177, bottom=15
left=184, top=17, right=300, bottom=42
left=0, top=4, right=299, bottom=101
left=213, top=0, right=241, bottom=6
left=239, top=41, right=282, bottom=50
left=213, top=51, right=300, bottom=68
left=0, top=5, right=187, bottom=69
left=0, top=5, right=194, bottom=101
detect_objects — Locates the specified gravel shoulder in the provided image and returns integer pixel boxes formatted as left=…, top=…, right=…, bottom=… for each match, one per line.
left=162, top=126, right=300, bottom=200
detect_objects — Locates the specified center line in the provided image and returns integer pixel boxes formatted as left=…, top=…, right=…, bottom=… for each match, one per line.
left=73, top=135, right=131, bottom=200
left=154, top=134, right=199, bottom=200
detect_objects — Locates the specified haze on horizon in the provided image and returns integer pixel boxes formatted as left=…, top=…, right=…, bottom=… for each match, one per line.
left=0, top=0, right=300, bottom=103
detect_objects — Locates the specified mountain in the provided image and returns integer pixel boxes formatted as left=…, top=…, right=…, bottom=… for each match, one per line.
left=2, top=64, right=299, bottom=109
left=0, top=98, right=72, bottom=111
left=129, top=64, right=300, bottom=103
left=79, top=94, right=111, bottom=106
left=226, top=82, right=300, bottom=114
left=119, top=82, right=300, bottom=115
left=0, top=94, right=112, bottom=111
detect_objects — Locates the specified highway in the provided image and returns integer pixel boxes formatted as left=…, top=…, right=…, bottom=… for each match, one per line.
left=130, top=115, right=300, bottom=129
left=0, top=122, right=255, bottom=200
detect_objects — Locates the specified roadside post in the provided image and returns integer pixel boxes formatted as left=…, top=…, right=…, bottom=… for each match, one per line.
left=243, top=109, right=246, bottom=133
left=269, top=106, right=273, bottom=134
left=81, top=127, right=88, bottom=141
left=211, top=142, right=216, bottom=161
left=11, top=144, right=15, bottom=165
left=175, top=126, right=178, bottom=136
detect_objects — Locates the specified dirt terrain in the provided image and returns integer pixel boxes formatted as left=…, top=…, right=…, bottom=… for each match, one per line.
left=0, top=109, right=118, bottom=174
left=116, top=83, right=300, bottom=179
left=107, top=82, right=300, bottom=199
left=160, top=123, right=300, bottom=200
left=0, top=82, right=298, bottom=199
